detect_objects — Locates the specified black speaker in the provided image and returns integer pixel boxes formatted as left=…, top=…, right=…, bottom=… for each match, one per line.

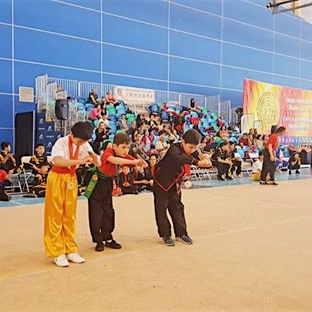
left=55, top=99, right=69, bottom=120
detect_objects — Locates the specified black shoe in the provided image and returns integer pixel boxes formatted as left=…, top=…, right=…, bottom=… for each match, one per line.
left=162, top=237, right=175, bottom=246
left=217, top=177, right=225, bottom=181
left=259, top=181, right=266, bottom=185
left=105, top=239, right=122, bottom=249
left=226, top=176, right=233, bottom=180
left=95, top=242, right=104, bottom=252
left=289, top=170, right=291, bottom=174
left=295, top=170, right=300, bottom=174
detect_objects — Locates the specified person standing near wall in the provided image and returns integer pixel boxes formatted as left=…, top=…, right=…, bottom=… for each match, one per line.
left=260, top=126, right=286, bottom=185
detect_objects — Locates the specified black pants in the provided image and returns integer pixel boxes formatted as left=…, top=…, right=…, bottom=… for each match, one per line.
left=260, top=148, right=276, bottom=181
left=231, top=160, right=242, bottom=175
left=288, top=161, right=300, bottom=170
left=88, top=178, right=115, bottom=243
left=212, top=161, right=230, bottom=178
left=153, top=182, right=187, bottom=238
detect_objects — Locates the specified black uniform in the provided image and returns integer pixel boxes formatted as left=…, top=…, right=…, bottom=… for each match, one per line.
left=211, top=147, right=230, bottom=179
left=152, top=143, right=199, bottom=238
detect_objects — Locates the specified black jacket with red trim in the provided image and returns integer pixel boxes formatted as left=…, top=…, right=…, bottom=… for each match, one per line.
left=153, top=143, right=199, bottom=191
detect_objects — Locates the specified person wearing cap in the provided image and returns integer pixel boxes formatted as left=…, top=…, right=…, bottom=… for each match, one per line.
left=152, top=129, right=210, bottom=246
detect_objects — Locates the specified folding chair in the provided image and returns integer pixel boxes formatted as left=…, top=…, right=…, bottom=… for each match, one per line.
left=5, top=172, right=23, bottom=194
left=21, top=156, right=35, bottom=193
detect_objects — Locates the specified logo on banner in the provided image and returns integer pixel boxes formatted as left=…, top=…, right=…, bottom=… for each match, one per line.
left=38, top=134, right=44, bottom=140
left=39, top=118, right=44, bottom=124
left=47, top=142, right=53, bottom=148
left=47, top=125, right=53, bottom=131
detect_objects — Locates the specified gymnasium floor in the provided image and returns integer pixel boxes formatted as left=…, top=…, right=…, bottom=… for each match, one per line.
left=1, top=169, right=312, bottom=311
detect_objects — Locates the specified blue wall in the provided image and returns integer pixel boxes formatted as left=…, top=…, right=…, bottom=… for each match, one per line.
left=1, top=0, right=312, bottom=146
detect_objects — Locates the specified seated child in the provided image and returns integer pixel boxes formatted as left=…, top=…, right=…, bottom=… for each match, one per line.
left=118, top=166, right=139, bottom=195
left=251, top=152, right=263, bottom=181
left=32, top=162, right=49, bottom=197
left=131, top=165, right=149, bottom=192
left=288, top=152, right=301, bottom=174
left=29, top=143, right=48, bottom=175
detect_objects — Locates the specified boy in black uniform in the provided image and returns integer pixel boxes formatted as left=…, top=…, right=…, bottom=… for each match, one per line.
left=211, top=141, right=232, bottom=181
left=29, top=143, right=48, bottom=175
left=152, top=129, right=210, bottom=246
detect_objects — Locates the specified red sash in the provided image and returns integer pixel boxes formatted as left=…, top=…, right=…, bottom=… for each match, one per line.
left=51, top=135, right=80, bottom=176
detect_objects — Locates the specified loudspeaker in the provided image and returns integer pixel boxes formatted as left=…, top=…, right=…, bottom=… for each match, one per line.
left=55, top=99, right=69, bottom=120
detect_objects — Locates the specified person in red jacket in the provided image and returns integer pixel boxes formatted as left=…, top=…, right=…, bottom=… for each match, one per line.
left=260, top=126, right=286, bottom=185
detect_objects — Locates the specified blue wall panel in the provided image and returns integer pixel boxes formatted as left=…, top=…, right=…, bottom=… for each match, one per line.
left=0, top=24, right=12, bottom=58
left=14, top=0, right=101, bottom=41
left=299, top=79, right=312, bottom=90
left=301, top=41, right=312, bottom=62
left=103, top=45, right=167, bottom=80
left=222, top=44, right=273, bottom=73
left=171, top=0, right=222, bottom=15
left=223, top=20, right=274, bottom=52
left=170, top=58, right=220, bottom=87
left=103, top=0, right=168, bottom=27
left=170, top=5, right=221, bottom=40
left=103, top=16, right=168, bottom=54
left=274, top=55, right=300, bottom=77
left=0, top=129, right=13, bottom=148
left=105, top=74, right=167, bottom=92
left=222, top=67, right=273, bottom=89
left=274, top=34, right=300, bottom=58
left=220, top=89, right=243, bottom=106
left=56, top=0, right=101, bottom=11
left=273, top=75, right=300, bottom=88
left=301, top=22, right=312, bottom=43
left=223, top=0, right=273, bottom=30
left=169, top=83, right=218, bottom=97
left=0, top=60, right=12, bottom=93
left=274, top=14, right=301, bottom=38
left=14, top=28, right=101, bottom=71
left=14, top=62, right=101, bottom=94
left=0, top=0, right=11, bottom=23
left=170, top=30, right=221, bottom=64
left=0, top=94, right=13, bottom=128
left=300, top=60, right=312, bottom=81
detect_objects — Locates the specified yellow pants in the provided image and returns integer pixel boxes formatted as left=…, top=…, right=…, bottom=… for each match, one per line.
left=43, top=171, right=78, bottom=257
left=252, top=172, right=261, bottom=181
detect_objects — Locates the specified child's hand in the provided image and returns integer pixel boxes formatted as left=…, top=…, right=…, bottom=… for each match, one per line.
left=137, top=154, right=148, bottom=168
left=80, top=156, right=93, bottom=165
left=198, top=159, right=211, bottom=167
left=88, top=151, right=101, bottom=166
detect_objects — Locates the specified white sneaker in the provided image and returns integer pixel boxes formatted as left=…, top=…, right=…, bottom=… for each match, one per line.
left=66, top=253, right=85, bottom=264
left=238, top=173, right=243, bottom=178
left=54, top=254, right=70, bottom=267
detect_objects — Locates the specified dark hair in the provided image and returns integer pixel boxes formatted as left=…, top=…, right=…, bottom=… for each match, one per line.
left=276, top=126, right=286, bottom=133
left=182, top=129, right=201, bottom=145
left=113, top=133, right=131, bottom=146
left=102, top=140, right=112, bottom=151
left=1, top=142, right=10, bottom=150
left=258, top=151, right=263, bottom=156
left=35, top=143, right=45, bottom=149
left=219, top=140, right=229, bottom=147
left=71, top=122, right=93, bottom=140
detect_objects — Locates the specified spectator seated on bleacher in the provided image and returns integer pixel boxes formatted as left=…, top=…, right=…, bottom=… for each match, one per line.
left=87, top=88, right=100, bottom=106
left=105, top=89, right=119, bottom=107
left=93, top=122, right=110, bottom=155
left=88, top=104, right=102, bottom=125
left=118, top=114, right=129, bottom=132
left=155, top=132, right=169, bottom=159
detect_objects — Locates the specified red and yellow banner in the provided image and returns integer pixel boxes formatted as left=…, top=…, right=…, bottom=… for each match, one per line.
left=243, top=79, right=312, bottom=138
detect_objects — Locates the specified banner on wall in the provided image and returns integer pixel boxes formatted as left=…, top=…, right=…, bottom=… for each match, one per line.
left=113, top=85, right=155, bottom=105
left=243, top=79, right=312, bottom=145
